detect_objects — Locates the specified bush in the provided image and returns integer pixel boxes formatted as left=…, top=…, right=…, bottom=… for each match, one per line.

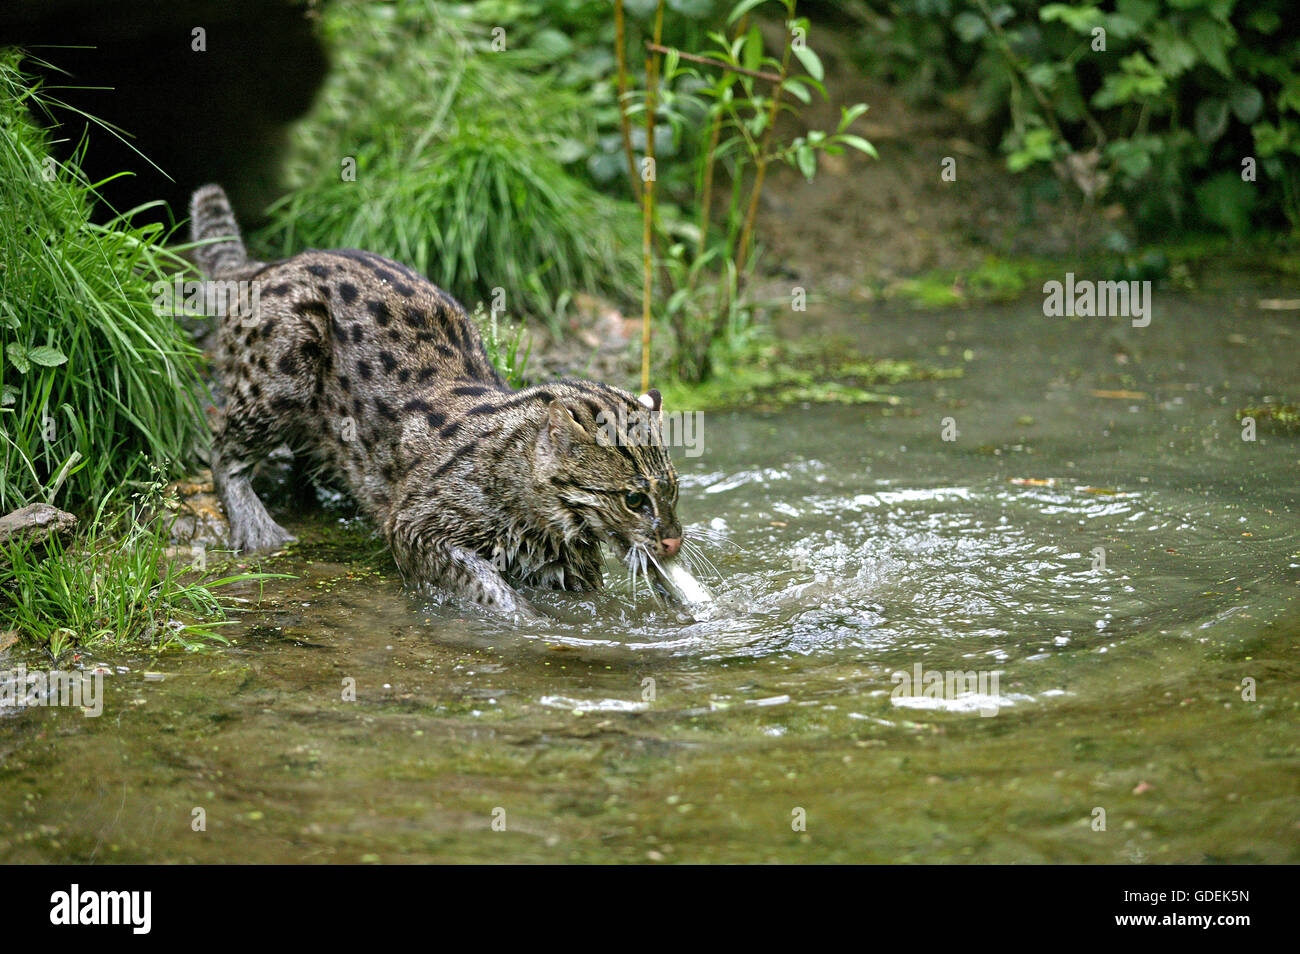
left=0, top=52, right=207, bottom=512
left=255, top=0, right=643, bottom=326
left=854, top=0, right=1300, bottom=235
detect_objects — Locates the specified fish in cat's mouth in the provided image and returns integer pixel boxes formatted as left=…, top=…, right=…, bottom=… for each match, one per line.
left=616, top=538, right=717, bottom=605
left=612, top=534, right=714, bottom=605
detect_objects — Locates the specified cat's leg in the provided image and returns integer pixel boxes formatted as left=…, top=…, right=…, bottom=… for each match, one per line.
left=212, top=402, right=298, bottom=553
left=440, top=544, right=539, bottom=619
left=211, top=282, right=327, bottom=553
left=387, top=521, right=538, bottom=620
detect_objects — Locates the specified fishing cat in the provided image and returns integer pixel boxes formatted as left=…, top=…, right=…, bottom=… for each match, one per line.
left=189, top=184, right=684, bottom=619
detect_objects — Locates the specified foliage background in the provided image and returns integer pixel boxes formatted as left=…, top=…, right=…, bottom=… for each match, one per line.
left=850, top=0, right=1299, bottom=236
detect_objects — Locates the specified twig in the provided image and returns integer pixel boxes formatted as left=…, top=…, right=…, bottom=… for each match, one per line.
left=614, top=1, right=642, bottom=202
left=646, top=43, right=783, bottom=84
left=733, top=7, right=794, bottom=279
left=692, top=13, right=750, bottom=280
left=640, top=0, right=666, bottom=394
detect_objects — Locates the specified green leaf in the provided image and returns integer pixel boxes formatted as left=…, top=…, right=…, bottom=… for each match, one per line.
left=1025, top=63, right=1058, bottom=90
left=668, top=0, right=714, bottom=17
left=1104, top=13, right=1142, bottom=40
left=1194, top=171, right=1257, bottom=236
left=1105, top=135, right=1162, bottom=182
left=953, top=12, right=987, bottom=43
left=1194, top=98, right=1229, bottom=143
left=6, top=344, right=30, bottom=375
left=624, top=0, right=661, bottom=17
left=1245, top=10, right=1281, bottom=34
left=780, top=77, right=811, bottom=104
left=839, top=103, right=870, bottom=130
left=27, top=346, right=68, bottom=368
left=1092, top=52, right=1166, bottom=108
left=743, top=26, right=763, bottom=73
left=1188, top=18, right=1232, bottom=75
left=1006, top=127, right=1057, bottom=173
left=1116, top=0, right=1158, bottom=29
left=624, top=0, right=660, bottom=17
left=1149, top=29, right=1198, bottom=77
left=796, top=144, right=816, bottom=180
left=837, top=134, right=878, bottom=159
left=727, top=0, right=770, bottom=25
left=791, top=43, right=823, bottom=81
left=1040, top=4, right=1103, bottom=33
left=528, top=29, right=573, bottom=59
left=1229, top=85, right=1264, bottom=124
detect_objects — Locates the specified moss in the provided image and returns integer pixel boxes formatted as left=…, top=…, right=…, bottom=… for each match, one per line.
left=1236, top=403, right=1300, bottom=434
left=883, top=235, right=1299, bottom=309
left=660, top=339, right=961, bottom=410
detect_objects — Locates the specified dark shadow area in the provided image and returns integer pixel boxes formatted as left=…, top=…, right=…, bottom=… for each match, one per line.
left=0, top=0, right=327, bottom=225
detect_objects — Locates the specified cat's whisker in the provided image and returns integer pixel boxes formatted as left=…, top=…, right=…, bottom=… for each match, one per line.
left=638, top=547, right=652, bottom=601
left=643, top=548, right=669, bottom=584
left=624, top=544, right=642, bottom=603
left=681, top=538, right=722, bottom=579
left=688, top=526, right=745, bottom=553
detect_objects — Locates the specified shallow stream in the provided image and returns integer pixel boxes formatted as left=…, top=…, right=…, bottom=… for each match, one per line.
left=2, top=281, right=1297, bottom=862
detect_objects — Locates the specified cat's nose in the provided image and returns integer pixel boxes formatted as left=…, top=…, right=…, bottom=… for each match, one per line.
left=661, top=536, right=682, bottom=557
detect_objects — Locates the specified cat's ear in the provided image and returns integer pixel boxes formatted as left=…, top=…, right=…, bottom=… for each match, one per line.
left=637, top=388, right=663, bottom=427
left=541, top=399, right=588, bottom=456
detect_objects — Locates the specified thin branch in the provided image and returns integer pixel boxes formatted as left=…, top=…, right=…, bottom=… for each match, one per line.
left=640, top=0, right=666, bottom=394
left=614, top=1, right=642, bottom=202
left=646, top=42, right=782, bottom=84
left=734, top=9, right=794, bottom=279
left=692, top=13, right=750, bottom=279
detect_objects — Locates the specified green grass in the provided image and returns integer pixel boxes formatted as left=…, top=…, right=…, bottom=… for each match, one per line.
left=0, top=477, right=274, bottom=657
left=0, top=53, right=276, bottom=655
left=0, top=51, right=208, bottom=512
left=255, top=0, right=642, bottom=328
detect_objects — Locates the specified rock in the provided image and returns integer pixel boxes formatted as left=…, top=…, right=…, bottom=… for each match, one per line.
left=161, top=469, right=230, bottom=549
left=0, top=503, right=77, bottom=554
left=568, top=293, right=638, bottom=353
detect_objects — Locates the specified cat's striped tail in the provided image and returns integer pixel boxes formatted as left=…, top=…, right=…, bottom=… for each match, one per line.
left=189, top=184, right=248, bottom=276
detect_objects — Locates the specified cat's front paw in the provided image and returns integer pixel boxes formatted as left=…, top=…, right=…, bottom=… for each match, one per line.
left=229, top=517, right=298, bottom=554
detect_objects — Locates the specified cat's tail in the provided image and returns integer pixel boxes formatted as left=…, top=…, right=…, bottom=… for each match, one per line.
left=189, top=184, right=248, bottom=276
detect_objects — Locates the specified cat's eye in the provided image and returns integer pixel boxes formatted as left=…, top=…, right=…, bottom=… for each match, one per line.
left=623, top=491, right=648, bottom=511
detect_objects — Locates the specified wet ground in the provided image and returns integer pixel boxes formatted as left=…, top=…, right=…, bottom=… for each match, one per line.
left=1, top=277, right=1297, bottom=863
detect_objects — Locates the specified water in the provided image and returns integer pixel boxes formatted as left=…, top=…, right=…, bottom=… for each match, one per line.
left=2, top=283, right=1297, bottom=863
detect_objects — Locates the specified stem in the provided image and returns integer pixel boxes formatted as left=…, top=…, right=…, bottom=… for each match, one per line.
left=614, top=0, right=642, bottom=202
left=734, top=7, right=794, bottom=280
left=692, top=113, right=722, bottom=276
left=645, top=43, right=782, bottom=83
left=640, top=0, right=665, bottom=394
left=692, top=14, right=750, bottom=280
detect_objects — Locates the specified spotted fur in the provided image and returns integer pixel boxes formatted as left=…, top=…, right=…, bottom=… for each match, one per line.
left=191, top=185, right=683, bottom=619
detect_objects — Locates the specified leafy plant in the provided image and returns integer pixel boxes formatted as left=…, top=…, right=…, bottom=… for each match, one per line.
left=0, top=467, right=271, bottom=656
left=255, top=0, right=643, bottom=329
left=854, top=0, right=1300, bottom=235
left=0, top=52, right=209, bottom=512
left=616, top=0, right=878, bottom=383
left=475, top=304, right=533, bottom=388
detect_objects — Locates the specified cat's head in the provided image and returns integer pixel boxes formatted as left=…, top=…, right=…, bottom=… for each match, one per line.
left=533, top=383, right=683, bottom=563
